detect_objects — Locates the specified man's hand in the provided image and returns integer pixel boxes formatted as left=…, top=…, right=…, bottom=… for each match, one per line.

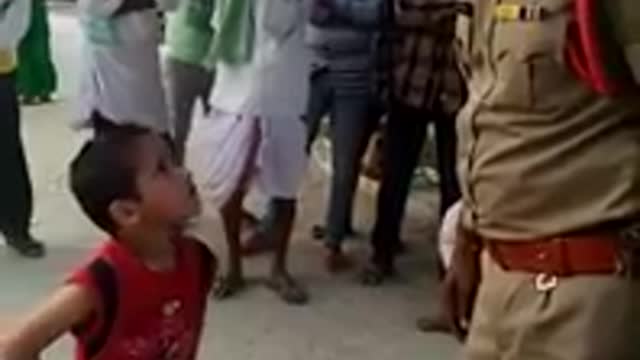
left=439, top=228, right=481, bottom=341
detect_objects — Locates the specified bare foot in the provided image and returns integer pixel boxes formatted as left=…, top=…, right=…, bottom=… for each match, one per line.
left=325, top=250, right=354, bottom=274
left=266, top=272, right=309, bottom=305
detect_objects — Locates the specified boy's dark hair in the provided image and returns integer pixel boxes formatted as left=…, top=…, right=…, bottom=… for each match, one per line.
left=69, top=124, right=151, bottom=234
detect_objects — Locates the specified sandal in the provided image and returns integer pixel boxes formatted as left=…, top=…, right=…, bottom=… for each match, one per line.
left=212, top=275, right=246, bottom=300
left=266, top=273, right=309, bottom=305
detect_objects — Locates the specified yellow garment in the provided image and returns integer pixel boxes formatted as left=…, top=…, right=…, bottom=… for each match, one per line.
left=0, top=49, right=16, bottom=74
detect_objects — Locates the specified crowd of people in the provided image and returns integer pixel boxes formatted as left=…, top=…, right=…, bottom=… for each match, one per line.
left=2, top=0, right=640, bottom=359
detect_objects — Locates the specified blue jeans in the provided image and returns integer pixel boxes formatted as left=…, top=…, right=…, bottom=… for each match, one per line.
left=305, top=67, right=378, bottom=247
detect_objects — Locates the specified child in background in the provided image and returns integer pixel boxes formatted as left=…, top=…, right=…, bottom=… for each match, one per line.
left=0, top=125, right=216, bottom=360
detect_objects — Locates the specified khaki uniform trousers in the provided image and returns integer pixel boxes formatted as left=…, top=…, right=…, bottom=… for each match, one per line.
left=465, top=251, right=640, bottom=360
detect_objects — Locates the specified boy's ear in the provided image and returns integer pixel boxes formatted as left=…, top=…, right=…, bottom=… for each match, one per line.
left=109, top=199, right=141, bottom=229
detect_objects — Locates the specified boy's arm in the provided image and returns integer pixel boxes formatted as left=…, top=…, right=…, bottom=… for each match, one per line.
left=0, top=285, right=95, bottom=360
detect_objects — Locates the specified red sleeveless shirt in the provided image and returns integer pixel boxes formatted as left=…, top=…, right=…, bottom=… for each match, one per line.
left=67, top=237, right=214, bottom=360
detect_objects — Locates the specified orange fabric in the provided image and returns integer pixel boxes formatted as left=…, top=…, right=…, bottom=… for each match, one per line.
left=486, top=235, right=624, bottom=276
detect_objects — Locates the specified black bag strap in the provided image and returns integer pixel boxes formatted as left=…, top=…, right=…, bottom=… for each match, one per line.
left=84, top=259, right=119, bottom=359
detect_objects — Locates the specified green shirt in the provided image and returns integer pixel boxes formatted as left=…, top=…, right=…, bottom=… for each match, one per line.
left=165, top=0, right=215, bottom=67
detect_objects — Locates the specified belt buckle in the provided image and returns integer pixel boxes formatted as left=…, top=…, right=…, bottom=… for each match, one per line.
left=534, top=273, right=558, bottom=292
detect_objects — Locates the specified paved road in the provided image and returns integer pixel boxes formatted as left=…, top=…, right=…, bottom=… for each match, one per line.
left=0, top=4, right=460, bottom=359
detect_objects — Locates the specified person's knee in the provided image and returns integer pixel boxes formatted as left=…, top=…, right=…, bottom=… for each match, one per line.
left=270, top=198, right=296, bottom=217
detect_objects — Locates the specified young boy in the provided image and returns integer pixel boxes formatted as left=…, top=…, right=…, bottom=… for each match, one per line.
left=0, top=125, right=216, bottom=360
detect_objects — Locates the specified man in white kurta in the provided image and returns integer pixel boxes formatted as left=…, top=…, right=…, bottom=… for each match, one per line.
left=74, top=0, right=176, bottom=133
left=188, top=0, right=312, bottom=304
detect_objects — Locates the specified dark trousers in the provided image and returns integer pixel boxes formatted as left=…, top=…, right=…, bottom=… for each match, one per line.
left=0, top=72, right=33, bottom=239
left=371, top=102, right=460, bottom=269
left=305, top=68, right=379, bottom=246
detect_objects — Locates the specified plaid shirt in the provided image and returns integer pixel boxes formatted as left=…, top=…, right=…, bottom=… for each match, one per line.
left=377, top=0, right=465, bottom=115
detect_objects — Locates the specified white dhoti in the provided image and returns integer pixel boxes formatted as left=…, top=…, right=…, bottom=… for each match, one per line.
left=187, top=109, right=307, bottom=207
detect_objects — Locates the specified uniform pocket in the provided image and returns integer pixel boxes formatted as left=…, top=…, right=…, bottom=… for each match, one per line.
left=491, top=0, right=572, bottom=110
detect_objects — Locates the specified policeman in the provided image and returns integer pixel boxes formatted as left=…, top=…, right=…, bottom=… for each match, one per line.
left=442, top=1, right=640, bottom=358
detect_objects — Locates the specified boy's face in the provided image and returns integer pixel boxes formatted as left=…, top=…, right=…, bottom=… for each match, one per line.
left=129, top=133, right=200, bottom=227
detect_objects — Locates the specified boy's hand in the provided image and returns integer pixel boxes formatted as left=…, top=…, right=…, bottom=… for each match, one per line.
left=0, top=285, right=94, bottom=360
left=439, top=227, right=481, bottom=341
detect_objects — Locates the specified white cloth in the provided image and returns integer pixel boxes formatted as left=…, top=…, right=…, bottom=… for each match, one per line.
left=439, top=201, right=462, bottom=269
left=0, top=0, right=31, bottom=50
left=187, top=0, right=311, bottom=206
left=209, top=0, right=312, bottom=120
left=187, top=109, right=308, bottom=206
left=74, top=0, right=176, bottom=132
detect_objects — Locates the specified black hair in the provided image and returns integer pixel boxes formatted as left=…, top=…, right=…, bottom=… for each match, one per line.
left=69, top=124, right=151, bottom=234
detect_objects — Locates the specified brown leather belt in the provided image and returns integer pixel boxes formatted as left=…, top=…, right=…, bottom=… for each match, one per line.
left=484, top=234, right=639, bottom=277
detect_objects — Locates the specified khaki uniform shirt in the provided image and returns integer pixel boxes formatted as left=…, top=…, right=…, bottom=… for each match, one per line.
left=456, top=0, right=640, bottom=240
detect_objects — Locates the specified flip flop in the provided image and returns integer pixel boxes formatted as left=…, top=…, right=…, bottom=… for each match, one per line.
left=266, top=274, right=309, bottom=305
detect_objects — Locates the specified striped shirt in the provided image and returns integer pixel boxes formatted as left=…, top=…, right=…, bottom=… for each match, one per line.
left=377, top=0, right=465, bottom=114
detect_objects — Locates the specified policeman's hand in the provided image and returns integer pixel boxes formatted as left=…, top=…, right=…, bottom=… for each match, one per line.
left=439, top=229, right=481, bottom=342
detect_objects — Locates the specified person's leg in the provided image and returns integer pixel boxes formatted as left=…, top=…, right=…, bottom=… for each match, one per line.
left=304, top=67, right=331, bottom=153
left=266, top=197, right=309, bottom=304
left=0, top=72, right=43, bottom=258
left=16, top=0, right=57, bottom=103
left=363, top=103, right=428, bottom=284
left=242, top=69, right=329, bottom=254
left=214, top=120, right=262, bottom=299
left=165, top=58, right=212, bottom=162
left=241, top=69, right=328, bottom=253
left=433, top=111, right=461, bottom=218
left=195, top=68, right=215, bottom=116
left=323, top=92, right=372, bottom=271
